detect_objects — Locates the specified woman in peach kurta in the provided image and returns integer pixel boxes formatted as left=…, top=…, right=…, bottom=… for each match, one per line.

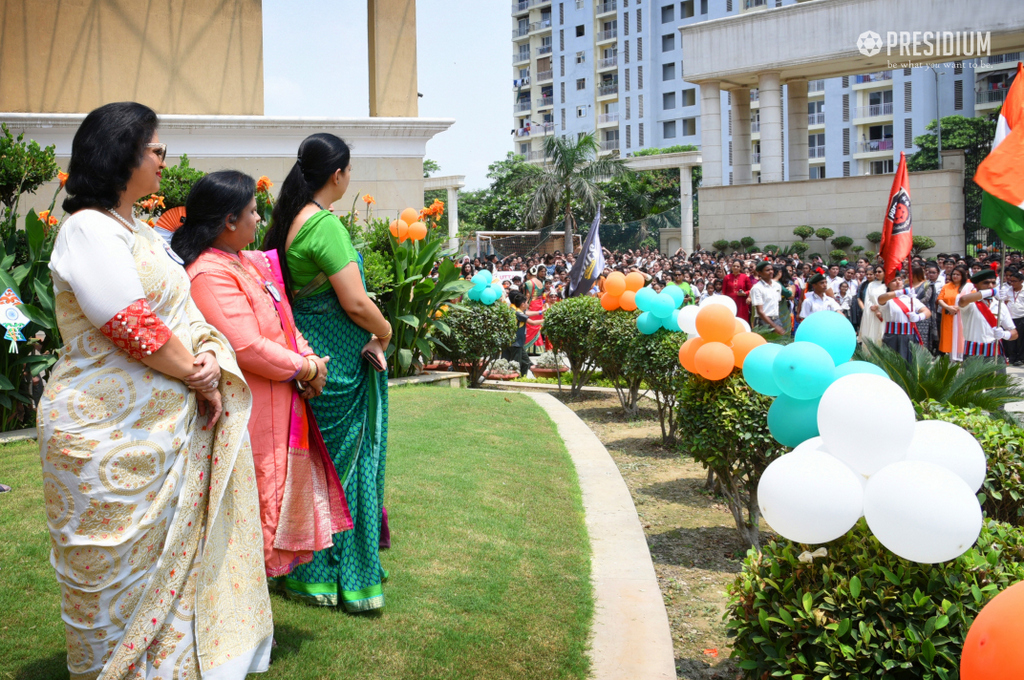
left=173, top=171, right=351, bottom=578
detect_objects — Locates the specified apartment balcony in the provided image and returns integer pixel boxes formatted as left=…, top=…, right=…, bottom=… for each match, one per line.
left=513, top=51, right=531, bottom=65
left=511, top=0, right=534, bottom=15
left=537, top=70, right=553, bottom=83
left=976, top=51, right=1021, bottom=72
left=537, top=44, right=553, bottom=56
left=599, top=138, right=620, bottom=153
left=808, top=112, right=825, bottom=126
left=520, top=150, right=547, bottom=162
left=743, top=0, right=769, bottom=10
left=536, top=122, right=555, bottom=135
left=750, top=120, right=760, bottom=133
left=852, top=102, right=894, bottom=124
left=752, top=152, right=761, bottom=164
left=597, top=112, right=619, bottom=126
left=536, top=95, right=554, bottom=108
left=596, top=0, right=617, bottom=16
left=596, top=28, right=618, bottom=44
left=808, top=145, right=826, bottom=159
left=750, top=88, right=759, bottom=101
left=529, top=19, right=552, bottom=34
left=808, top=79, right=826, bottom=94
left=512, top=25, right=530, bottom=39
left=853, top=71, right=892, bottom=90
left=854, top=138, right=894, bottom=158
left=513, top=76, right=530, bottom=88
left=514, top=100, right=533, bottom=113
left=597, top=55, right=618, bottom=71
left=976, top=88, right=1008, bottom=108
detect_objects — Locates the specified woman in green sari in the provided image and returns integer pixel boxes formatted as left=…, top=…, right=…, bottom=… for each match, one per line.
left=263, top=134, right=391, bottom=613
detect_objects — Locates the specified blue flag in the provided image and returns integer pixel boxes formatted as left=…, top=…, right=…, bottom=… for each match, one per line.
left=567, top=208, right=605, bottom=297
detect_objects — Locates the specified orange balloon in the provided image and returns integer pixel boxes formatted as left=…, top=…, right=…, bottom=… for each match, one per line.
left=730, top=331, right=767, bottom=368
left=605, top=271, right=627, bottom=297
left=734, top=319, right=747, bottom=335
left=696, top=304, right=739, bottom=344
left=678, top=336, right=705, bottom=372
left=396, top=219, right=409, bottom=243
left=408, top=221, right=427, bottom=240
left=389, top=219, right=400, bottom=237
left=600, top=293, right=621, bottom=311
left=400, top=207, right=419, bottom=225
left=962, top=581, right=1024, bottom=680
left=625, top=271, right=645, bottom=292
left=619, top=290, right=637, bottom=311
left=694, top=342, right=735, bottom=381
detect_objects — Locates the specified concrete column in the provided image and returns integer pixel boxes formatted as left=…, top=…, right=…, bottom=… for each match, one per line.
left=679, top=166, right=694, bottom=253
left=446, top=185, right=460, bottom=252
left=730, top=87, right=752, bottom=185
left=758, top=72, right=783, bottom=183
left=699, top=81, right=723, bottom=187
left=368, top=0, right=418, bottom=117
left=787, top=78, right=809, bottom=182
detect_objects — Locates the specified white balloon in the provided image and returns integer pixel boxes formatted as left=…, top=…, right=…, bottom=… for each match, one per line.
left=817, top=374, right=915, bottom=476
left=678, top=305, right=700, bottom=336
left=863, top=460, right=983, bottom=564
left=736, top=318, right=751, bottom=333
left=758, top=448, right=865, bottom=544
left=700, top=294, right=738, bottom=315
left=905, top=420, right=987, bottom=492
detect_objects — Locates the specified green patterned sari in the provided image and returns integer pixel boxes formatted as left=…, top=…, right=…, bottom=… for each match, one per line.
left=270, top=212, right=389, bottom=612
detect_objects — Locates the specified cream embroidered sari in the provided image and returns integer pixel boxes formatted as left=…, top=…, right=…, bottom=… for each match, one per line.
left=38, top=213, right=272, bottom=680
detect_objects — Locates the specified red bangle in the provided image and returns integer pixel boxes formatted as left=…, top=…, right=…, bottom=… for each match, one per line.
left=100, top=299, right=172, bottom=360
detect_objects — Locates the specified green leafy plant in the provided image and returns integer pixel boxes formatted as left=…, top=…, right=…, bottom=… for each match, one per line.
left=712, top=239, right=730, bottom=253
left=158, top=154, right=206, bottom=209
left=793, top=225, right=814, bottom=241
left=727, top=519, right=1024, bottom=680
left=852, top=245, right=865, bottom=255
left=437, top=301, right=516, bottom=386
left=815, top=227, right=835, bottom=247
left=831, top=235, right=853, bottom=250
left=630, top=329, right=688, bottom=444
left=913, top=235, right=937, bottom=256
left=865, top=250, right=877, bottom=260
left=678, top=373, right=782, bottom=548
left=919, top=400, right=1024, bottom=525
left=745, top=245, right=759, bottom=254
left=0, top=124, right=59, bottom=210
left=859, top=341, right=1024, bottom=417
left=866, top=231, right=883, bottom=245
left=588, top=309, right=643, bottom=416
left=788, top=241, right=810, bottom=256
left=729, top=240, right=742, bottom=252
left=764, top=244, right=779, bottom=254
left=543, top=295, right=603, bottom=397
left=631, top=144, right=699, bottom=156
left=829, top=249, right=848, bottom=263
left=740, top=236, right=756, bottom=249
left=534, top=350, right=565, bottom=369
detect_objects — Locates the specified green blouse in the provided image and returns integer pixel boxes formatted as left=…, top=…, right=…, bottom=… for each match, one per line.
left=286, top=211, right=359, bottom=297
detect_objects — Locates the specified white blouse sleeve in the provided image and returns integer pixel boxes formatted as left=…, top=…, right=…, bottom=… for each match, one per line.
left=50, top=211, right=146, bottom=328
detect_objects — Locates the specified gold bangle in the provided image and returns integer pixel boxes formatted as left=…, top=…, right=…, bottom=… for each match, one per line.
left=378, top=322, right=393, bottom=341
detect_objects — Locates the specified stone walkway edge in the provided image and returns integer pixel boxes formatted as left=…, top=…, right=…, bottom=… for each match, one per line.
left=522, top=391, right=677, bottom=680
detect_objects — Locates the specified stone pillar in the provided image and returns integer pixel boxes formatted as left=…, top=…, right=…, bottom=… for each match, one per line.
left=758, top=72, right=783, bottom=183
left=680, top=166, right=694, bottom=253
left=730, top=87, right=752, bottom=185
left=787, top=78, right=809, bottom=182
left=699, top=81, right=723, bottom=187
left=368, top=0, right=418, bottom=117
left=447, top=185, right=460, bottom=252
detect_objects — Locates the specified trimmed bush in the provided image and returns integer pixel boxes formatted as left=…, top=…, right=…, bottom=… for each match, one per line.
left=793, top=225, right=815, bottom=241
left=727, top=519, right=1024, bottom=680
left=852, top=245, right=865, bottom=254
left=589, top=309, right=643, bottom=416
left=790, top=241, right=810, bottom=255
left=764, top=244, right=780, bottom=254
left=913, top=235, right=937, bottom=256
left=829, top=249, right=848, bottom=263
left=831, top=235, right=854, bottom=250
left=544, top=295, right=603, bottom=397
left=745, top=245, right=760, bottom=254
left=740, top=236, right=756, bottom=248
left=438, top=301, right=516, bottom=386
left=815, top=227, right=835, bottom=244
left=730, top=240, right=742, bottom=252
left=866, top=231, right=883, bottom=245
left=712, top=239, right=730, bottom=253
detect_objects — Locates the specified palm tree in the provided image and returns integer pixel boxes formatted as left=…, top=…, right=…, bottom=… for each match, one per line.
left=515, top=133, right=629, bottom=253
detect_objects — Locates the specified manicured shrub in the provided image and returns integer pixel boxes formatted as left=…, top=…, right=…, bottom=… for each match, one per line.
left=913, top=235, right=937, bottom=256
left=589, top=309, right=643, bottom=416
left=852, top=245, right=865, bottom=254
left=793, top=225, right=815, bottom=241
left=730, top=240, right=742, bottom=252
left=727, top=519, right=1024, bottom=680
left=740, top=236, right=756, bottom=248
left=712, top=239, right=730, bottom=253
left=866, top=231, right=883, bottom=245
left=438, top=301, right=516, bottom=386
left=745, top=245, right=760, bottom=254
left=544, top=295, right=603, bottom=397
left=830, top=249, right=848, bottom=263
left=815, top=227, right=835, bottom=244
left=831, top=235, right=854, bottom=250
left=764, top=244, right=779, bottom=254
left=790, top=241, right=810, bottom=255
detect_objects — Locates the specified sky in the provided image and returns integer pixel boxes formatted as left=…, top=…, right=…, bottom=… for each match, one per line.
left=262, top=0, right=510, bottom=190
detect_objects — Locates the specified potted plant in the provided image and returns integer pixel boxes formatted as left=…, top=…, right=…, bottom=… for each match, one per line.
left=530, top=350, right=569, bottom=378
left=484, top=358, right=521, bottom=381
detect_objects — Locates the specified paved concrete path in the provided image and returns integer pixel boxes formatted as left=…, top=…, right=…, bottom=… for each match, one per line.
left=523, top=391, right=677, bottom=680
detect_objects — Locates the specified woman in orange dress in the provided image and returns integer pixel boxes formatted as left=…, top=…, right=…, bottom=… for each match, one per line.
left=172, top=171, right=351, bottom=578
left=937, top=266, right=969, bottom=354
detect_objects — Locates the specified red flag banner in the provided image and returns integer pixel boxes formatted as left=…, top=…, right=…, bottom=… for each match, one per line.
left=880, top=151, right=913, bottom=283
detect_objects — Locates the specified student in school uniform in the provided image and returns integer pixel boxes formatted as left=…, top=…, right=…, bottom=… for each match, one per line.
left=800, top=272, right=842, bottom=318
left=957, top=268, right=1018, bottom=366
left=877, top=276, right=932, bottom=363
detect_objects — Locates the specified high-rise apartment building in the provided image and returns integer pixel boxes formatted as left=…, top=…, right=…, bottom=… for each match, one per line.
left=511, top=0, right=1018, bottom=179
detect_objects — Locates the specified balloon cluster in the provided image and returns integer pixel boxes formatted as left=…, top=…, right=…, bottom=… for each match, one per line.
left=677, top=296, right=765, bottom=381
left=744, top=311, right=986, bottom=564
left=467, top=269, right=504, bottom=305
left=600, top=271, right=646, bottom=311
left=389, top=207, right=428, bottom=243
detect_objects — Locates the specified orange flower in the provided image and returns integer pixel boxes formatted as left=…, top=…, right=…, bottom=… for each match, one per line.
left=256, top=176, right=273, bottom=192
left=154, top=195, right=166, bottom=210
left=147, top=218, right=156, bottom=226
left=139, top=198, right=155, bottom=211
left=362, top=194, right=375, bottom=205
left=57, top=171, right=69, bottom=189
left=38, top=210, right=50, bottom=223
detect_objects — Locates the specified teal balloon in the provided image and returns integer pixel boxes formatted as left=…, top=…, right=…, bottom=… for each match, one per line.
left=489, top=282, right=504, bottom=297
left=743, top=343, right=783, bottom=396
left=480, top=288, right=498, bottom=305
left=636, top=311, right=663, bottom=334
left=768, top=393, right=821, bottom=448
left=651, top=292, right=676, bottom=318
left=663, top=308, right=682, bottom=332
left=635, top=287, right=658, bottom=312
left=772, top=341, right=835, bottom=400
left=834, top=360, right=889, bottom=380
left=794, top=310, right=857, bottom=365
left=664, top=285, right=686, bottom=309
left=468, top=286, right=482, bottom=301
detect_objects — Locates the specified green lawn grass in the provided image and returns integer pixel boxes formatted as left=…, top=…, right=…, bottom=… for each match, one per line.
left=0, top=386, right=592, bottom=680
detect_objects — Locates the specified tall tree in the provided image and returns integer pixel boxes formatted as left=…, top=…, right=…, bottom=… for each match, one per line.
left=906, top=114, right=996, bottom=171
left=515, top=133, right=628, bottom=253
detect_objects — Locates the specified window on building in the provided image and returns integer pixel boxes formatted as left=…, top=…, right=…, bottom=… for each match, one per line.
left=637, top=37, right=643, bottom=59
left=623, top=12, right=629, bottom=35
left=661, top=4, right=674, bottom=23
left=954, top=62, right=963, bottom=75
left=681, top=88, right=696, bottom=106
left=729, top=171, right=734, bottom=184
left=903, top=67, right=912, bottom=76
left=576, top=24, right=585, bottom=36
left=576, top=0, right=584, bottom=7
left=842, top=128, right=850, bottom=154
left=904, top=81, right=912, bottom=112
left=560, top=55, right=565, bottom=76
left=626, top=97, right=631, bottom=119
left=576, top=78, right=586, bottom=90
left=637, top=65, right=643, bottom=87
left=904, top=118, right=913, bottom=148
left=663, top=91, right=676, bottom=109
left=625, top=69, right=630, bottom=91
left=662, top=62, right=675, bottom=81
left=681, top=0, right=694, bottom=18
left=841, top=75, right=849, bottom=88
left=624, top=40, right=630, bottom=63
left=810, top=166, right=826, bottom=179
left=870, top=159, right=895, bottom=175
left=626, top=124, right=632, bottom=148
left=664, top=120, right=677, bottom=138
left=843, top=161, right=850, bottom=176
left=700, top=0, right=708, bottom=13
left=561, top=82, right=566, bottom=102
left=954, top=80, right=963, bottom=110
left=639, top=94, right=644, bottom=116
left=639, top=122, right=645, bottom=146
left=728, top=140, right=733, bottom=164
left=560, top=2, right=564, bottom=24
left=842, top=94, right=850, bottom=121
left=809, top=132, right=825, bottom=157
left=662, top=34, right=675, bottom=51
left=520, top=142, right=530, bottom=155
left=726, top=0, right=733, bottom=12
left=561, top=108, right=566, bottom=129
left=868, top=89, right=893, bottom=109
left=518, top=45, right=530, bottom=60
left=636, top=8, right=642, bottom=31
left=560, top=29, right=564, bottom=50
left=577, top=105, right=588, bottom=118
left=682, top=117, right=696, bottom=136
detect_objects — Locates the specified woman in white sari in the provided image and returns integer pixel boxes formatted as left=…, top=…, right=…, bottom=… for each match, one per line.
left=38, top=102, right=272, bottom=680
left=858, top=265, right=888, bottom=345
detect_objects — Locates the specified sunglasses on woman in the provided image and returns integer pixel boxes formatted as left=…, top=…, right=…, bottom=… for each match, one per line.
left=146, top=142, right=168, bottom=161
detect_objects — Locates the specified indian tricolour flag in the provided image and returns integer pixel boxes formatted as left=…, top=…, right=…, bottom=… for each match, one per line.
left=975, top=62, right=1024, bottom=250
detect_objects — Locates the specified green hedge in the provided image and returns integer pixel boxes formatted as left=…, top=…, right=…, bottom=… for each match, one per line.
left=438, top=301, right=516, bottom=386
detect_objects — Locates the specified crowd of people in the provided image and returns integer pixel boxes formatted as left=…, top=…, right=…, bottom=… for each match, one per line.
left=463, top=242, right=1024, bottom=370
left=39, top=103, right=387, bottom=679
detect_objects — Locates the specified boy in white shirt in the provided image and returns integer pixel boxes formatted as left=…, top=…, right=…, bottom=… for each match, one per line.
left=957, top=268, right=1018, bottom=363
left=750, top=261, right=786, bottom=335
left=878, top=276, right=932, bottom=363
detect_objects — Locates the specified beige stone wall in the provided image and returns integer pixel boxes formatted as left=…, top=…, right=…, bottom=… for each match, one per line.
left=368, top=0, right=418, bottom=117
left=0, top=0, right=263, bottom=115
left=697, top=164, right=966, bottom=255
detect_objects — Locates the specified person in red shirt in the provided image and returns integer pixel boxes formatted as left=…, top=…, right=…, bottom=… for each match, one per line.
left=722, top=259, right=754, bottom=321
